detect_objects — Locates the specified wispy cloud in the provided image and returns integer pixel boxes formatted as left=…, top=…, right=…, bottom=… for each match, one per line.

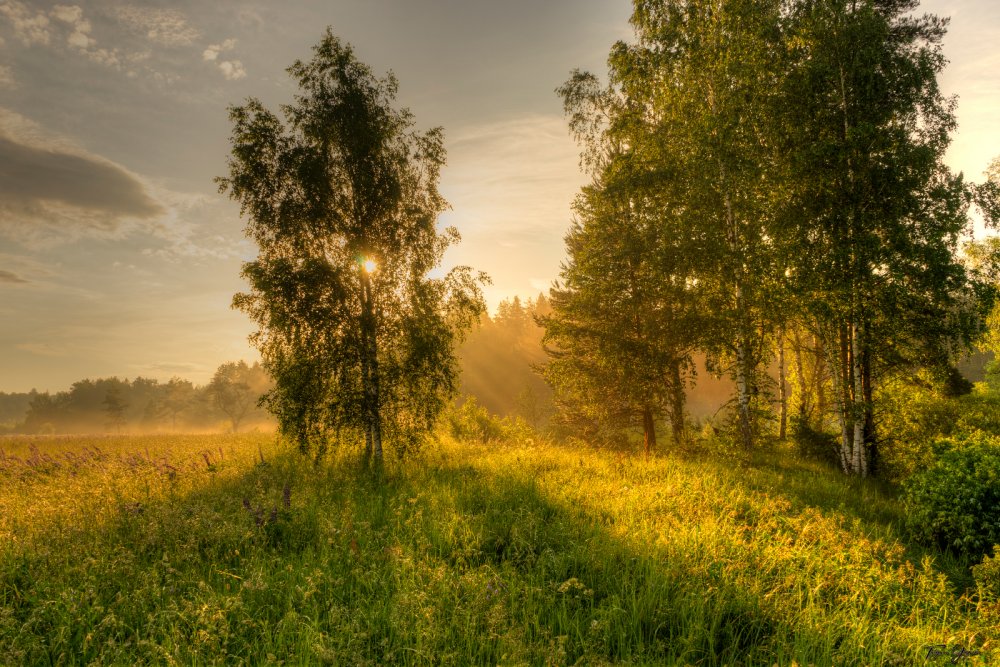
left=203, top=38, right=245, bottom=80
left=0, top=3, right=127, bottom=71
left=115, top=6, right=200, bottom=47
left=0, top=269, right=27, bottom=284
left=51, top=4, right=95, bottom=50
left=443, top=113, right=583, bottom=237
left=438, top=113, right=584, bottom=307
left=15, top=342, right=68, bottom=358
left=0, top=64, right=13, bottom=87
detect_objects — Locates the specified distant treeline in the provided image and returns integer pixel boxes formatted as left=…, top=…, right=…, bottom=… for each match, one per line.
left=0, top=295, right=744, bottom=436
left=1, top=301, right=563, bottom=435
left=457, top=295, right=554, bottom=428
left=0, top=361, right=273, bottom=435
left=3, top=297, right=558, bottom=436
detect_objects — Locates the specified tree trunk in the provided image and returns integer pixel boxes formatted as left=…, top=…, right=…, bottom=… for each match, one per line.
left=777, top=327, right=787, bottom=440
left=642, top=405, right=656, bottom=457
left=668, top=359, right=686, bottom=444
left=862, top=345, right=876, bottom=476
left=834, top=324, right=852, bottom=474
left=360, top=269, right=383, bottom=468
left=735, top=333, right=754, bottom=449
left=813, top=334, right=826, bottom=432
left=850, top=317, right=868, bottom=478
left=793, top=328, right=808, bottom=422
left=718, top=155, right=753, bottom=450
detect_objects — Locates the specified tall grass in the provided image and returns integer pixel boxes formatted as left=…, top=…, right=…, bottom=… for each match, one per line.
left=0, top=433, right=993, bottom=664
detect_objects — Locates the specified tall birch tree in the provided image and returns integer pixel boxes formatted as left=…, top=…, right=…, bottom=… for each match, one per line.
left=607, top=0, right=789, bottom=448
left=219, top=30, right=485, bottom=466
left=779, top=0, right=986, bottom=475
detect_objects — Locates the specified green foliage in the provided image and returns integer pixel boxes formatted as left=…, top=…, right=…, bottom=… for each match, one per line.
left=904, top=434, right=1000, bottom=559
left=219, top=30, right=485, bottom=462
left=777, top=0, right=991, bottom=476
left=0, top=433, right=992, bottom=664
left=558, top=0, right=787, bottom=450
left=791, top=417, right=840, bottom=468
left=444, top=397, right=533, bottom=445
left=876, top=379, right=1000, bottom=482
left=972, top=546, right=1000, bottom=605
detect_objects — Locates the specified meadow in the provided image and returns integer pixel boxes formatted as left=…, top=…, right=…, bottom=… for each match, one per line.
left=0, top=431, right=994, bottom=665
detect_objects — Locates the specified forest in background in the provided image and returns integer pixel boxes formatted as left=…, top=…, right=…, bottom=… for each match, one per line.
left=0, top=361, right=272, bottom=435
left=2, top=293, right=993, bottom=443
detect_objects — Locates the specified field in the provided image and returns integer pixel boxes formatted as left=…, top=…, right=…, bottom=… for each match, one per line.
left=0, top=433, right=994, bottom=665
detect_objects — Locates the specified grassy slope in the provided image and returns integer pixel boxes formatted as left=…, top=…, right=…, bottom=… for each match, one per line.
left=0, top=434, right=993, bottom=665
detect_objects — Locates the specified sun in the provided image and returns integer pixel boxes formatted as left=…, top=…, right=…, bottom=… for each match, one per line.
left=363, top=258, right=377, bottom=273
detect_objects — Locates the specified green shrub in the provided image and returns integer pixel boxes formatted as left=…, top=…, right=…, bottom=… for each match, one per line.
left=904, top=434, right=1000, bottom=559
left=446, top=397, right=534, bottom=444
left=791, top=417, right=840, bottom=467
left=876, top=380, right=1000, bottom=483
left=972, top=545, right=1000, bottom=603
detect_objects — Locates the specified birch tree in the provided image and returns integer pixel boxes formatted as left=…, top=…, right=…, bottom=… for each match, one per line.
left=607, top=0, right=789, bottom=448
left=219, top=30, right=486, bottom=466
left=779, top=0, right=986, bottom=475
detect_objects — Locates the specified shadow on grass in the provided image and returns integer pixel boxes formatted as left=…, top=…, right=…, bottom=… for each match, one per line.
left=0, top=442, right=957, bottom=665
left=725, top=448, right=978, bottom=592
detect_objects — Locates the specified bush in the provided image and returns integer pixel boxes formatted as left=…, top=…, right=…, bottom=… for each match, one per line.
left=445, top=397, right=534, bottom=444
left=904, top=434, right=1000, bottom=559
left=972, top=545, right=1000, bottom=603
left=791, top=417, right=840, bottom=467
left=876, top=380, right=1000, bottom=482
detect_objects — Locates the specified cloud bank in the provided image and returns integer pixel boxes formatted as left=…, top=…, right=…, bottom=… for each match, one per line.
left=0, top=269, right=28, bottom=284
left=0, top=110, right=163, bottom=243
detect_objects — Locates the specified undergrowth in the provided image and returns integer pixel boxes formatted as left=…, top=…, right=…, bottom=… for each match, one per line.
left=0, top=433, right=993, bottom=665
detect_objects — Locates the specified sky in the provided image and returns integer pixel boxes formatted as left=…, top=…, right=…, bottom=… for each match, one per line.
left=0, top=0, right=998, bottom=393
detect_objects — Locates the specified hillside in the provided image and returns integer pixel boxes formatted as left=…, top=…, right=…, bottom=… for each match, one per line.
left=0, top=433, right=993, bottom=665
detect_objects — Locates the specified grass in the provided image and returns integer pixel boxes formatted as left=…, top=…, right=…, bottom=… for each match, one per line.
left=0, top=432, right=994, bottom=665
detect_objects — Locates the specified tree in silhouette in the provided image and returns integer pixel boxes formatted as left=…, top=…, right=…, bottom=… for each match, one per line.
left=207, top=362, right=257, bottom=433
left=219, top=30, right=486, bottom=465
left=103, top=385, right=127, bottom=434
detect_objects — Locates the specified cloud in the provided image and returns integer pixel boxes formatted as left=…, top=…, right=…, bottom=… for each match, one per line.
left=51, top=4, right=95, bottom=50
left=218, top=60, right=246, bottom=81
left=50, top=4, right=82, bottom=24
left=0, top=65, right=13, bottom=87
left=0, top=0, right=51, bottom=45
left=203, top=38, right=245, bottom=80
left=115, top=6, right=199, bottom=47
left=15, top=342, right=68, bottom=358
left=0, top=269, right=27, bottom=284
left=0, top=136, right=161, bottom=215
left=0, top=109, right=164, bottom=243
left=1, top=3, right=123, bottom=70
left=0, top=3, right=196, bottom=82
left=443, top=114, right=583, bottom=235
left=202, top=38, right=236, bottom=61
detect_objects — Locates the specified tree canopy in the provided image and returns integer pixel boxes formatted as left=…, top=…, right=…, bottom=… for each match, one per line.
left=219, top=30, right=486, bottom=464
left=546, top=0, right=995, bottom=472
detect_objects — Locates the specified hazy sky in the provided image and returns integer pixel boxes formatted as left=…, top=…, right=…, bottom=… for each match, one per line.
left=0, top=0, right=997, bottom=393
